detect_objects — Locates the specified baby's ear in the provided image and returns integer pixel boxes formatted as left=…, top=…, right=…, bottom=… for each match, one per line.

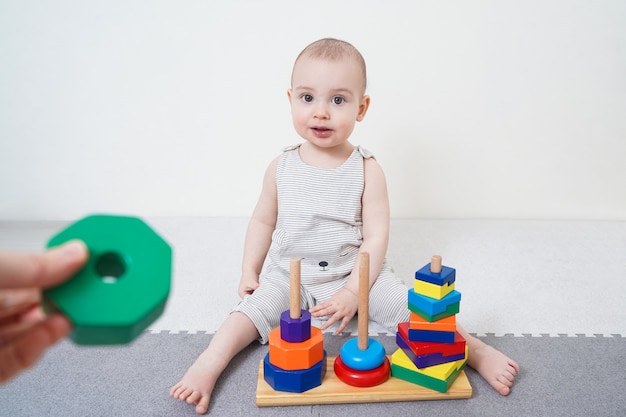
left=287, top=89, right=293, bottom=102
left=356, top=95, right=371, bottom=122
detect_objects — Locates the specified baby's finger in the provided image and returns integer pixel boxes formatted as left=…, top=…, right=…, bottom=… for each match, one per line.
left=310, top=304, right=332, bottom=318
left=309, top=302, right=329, bottom=314
left=334, top=316, right=353, bottom=335
left=320, top=313, right=340, bottom=331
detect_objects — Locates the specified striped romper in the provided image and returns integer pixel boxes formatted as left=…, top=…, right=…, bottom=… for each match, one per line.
left=234, top=144, right=410, bottom=343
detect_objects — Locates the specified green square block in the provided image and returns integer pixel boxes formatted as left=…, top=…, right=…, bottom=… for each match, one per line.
left=390, top=348, right=467, bottom=393
left=408, top=301, right=460, bottom=322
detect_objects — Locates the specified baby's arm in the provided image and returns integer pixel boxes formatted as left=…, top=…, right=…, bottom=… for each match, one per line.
left=310, top=157, right=390, bottom=332
left=345, top=157, right=390, bottom=294
left=238, top=157, right=279, bottom=299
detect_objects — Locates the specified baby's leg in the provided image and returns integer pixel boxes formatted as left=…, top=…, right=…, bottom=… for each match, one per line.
left=171, top=275, right=290, bottom=414
left=457, top=325, right=520, bottom=395
left=367, top=264, right=413, bottom=332
left=170, top=312, right=259, bottom=415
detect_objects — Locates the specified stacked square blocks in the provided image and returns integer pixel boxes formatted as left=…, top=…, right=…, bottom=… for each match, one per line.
left=391, top=255, right=468, bottom=392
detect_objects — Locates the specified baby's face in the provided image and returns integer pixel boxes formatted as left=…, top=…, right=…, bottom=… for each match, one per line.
left=288, top=56, right=369, bottom=149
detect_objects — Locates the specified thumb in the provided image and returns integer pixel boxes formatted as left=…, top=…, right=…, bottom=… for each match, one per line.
left=0, top=240, right=88, bottom=289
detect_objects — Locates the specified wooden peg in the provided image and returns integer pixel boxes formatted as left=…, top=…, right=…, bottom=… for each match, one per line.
left=290, top=258, right=301, bottom=319
left=430, top=255, right=442, bottom=273
left=358, top=252, right=370, bottom=351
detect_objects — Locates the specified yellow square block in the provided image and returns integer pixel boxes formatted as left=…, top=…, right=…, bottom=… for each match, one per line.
left=391, top=346, right=468, bottom=380
left=413, top=279, right=455, bottom=300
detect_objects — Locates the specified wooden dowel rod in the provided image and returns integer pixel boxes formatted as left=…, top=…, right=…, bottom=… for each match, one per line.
left=430, top=255, right=442, bottom=273
left=290, top=258, right=301, bottom=319
left=358, top=252, right=370, bottom=351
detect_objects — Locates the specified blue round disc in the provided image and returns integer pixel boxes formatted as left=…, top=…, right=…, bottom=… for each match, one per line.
left=339, top=338, right=386, bottom=371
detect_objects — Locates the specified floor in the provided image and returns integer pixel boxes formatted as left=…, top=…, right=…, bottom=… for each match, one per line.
left=1, top=217, right=625, bottom=338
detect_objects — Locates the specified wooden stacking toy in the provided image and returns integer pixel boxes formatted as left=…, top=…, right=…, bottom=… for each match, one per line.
left=256, top=255, right=472, bottom=407
left=391, top=255, right=468, bottom=392
left=44, top=214, right=172, bottom=345
left=263, top=258, right=327, bottom=393
left=334, top=252, right=390, bottom=387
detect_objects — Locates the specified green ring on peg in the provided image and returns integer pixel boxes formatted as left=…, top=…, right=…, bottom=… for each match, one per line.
left=339, top=337, right=386, bottom=371
left=334, top=355, right=390, bottom=387
left=44, top=214, right=172, bottom=345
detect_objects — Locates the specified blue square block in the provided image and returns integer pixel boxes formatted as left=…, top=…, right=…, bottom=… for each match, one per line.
left=408, top=328, right=456, bottom=344
left=415, top=263, right=456, bottom=286
left=396, top=331, right=467, bottom=369
left=408, top=289, right=461, bottom=317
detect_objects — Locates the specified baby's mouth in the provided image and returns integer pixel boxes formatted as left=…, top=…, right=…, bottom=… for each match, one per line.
left=311, top=126, right=332, bottom=134
left=311, top=126, right=333, bottom=138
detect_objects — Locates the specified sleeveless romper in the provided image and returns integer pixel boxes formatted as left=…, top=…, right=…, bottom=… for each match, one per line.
left=233, top=144, right=410, bottom=343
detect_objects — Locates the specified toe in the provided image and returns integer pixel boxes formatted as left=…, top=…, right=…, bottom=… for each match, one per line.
left=196, top=396, right=209, bottom=415
left=180, top=387, right=194, bottom=400
left=503, top=369, right=516, bottom=383
left=498, top=384, right=511, bottom=396
left=186, top=391, right=201, bottom=404
left=497, top=373, right=514, bottom=387
left=171, top=386, right=184, bottom=399
left=488, top=376, right=512, bottom=396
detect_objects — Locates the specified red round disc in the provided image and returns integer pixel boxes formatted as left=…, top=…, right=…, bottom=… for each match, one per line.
left=334, top=355, right=390, bottom=387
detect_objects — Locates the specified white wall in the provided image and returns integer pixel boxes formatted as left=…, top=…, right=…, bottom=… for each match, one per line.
left=1, top=0, right=625, bottom=221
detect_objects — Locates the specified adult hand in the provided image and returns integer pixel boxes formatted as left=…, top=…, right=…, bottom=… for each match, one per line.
left=0, top=240, right=88, bottom=383
left=309, top=287, right=358, bottom=335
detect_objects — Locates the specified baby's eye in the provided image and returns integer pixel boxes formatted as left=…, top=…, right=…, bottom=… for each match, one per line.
left=332, top=96, right=345, bottom=105
left=301, top=94, right=314, bottom=103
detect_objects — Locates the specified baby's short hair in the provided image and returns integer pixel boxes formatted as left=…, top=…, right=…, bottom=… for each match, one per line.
left=293, top=38, right=367, bottom=93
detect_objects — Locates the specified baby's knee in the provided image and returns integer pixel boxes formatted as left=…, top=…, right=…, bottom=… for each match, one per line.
left=233, top=281, right=292, bottom=340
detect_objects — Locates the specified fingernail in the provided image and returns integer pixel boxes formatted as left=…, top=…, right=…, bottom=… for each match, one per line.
left=57, top=240, right=88, bottom=260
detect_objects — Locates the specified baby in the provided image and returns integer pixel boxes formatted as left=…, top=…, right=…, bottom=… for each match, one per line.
left=170, top=38, right=519, bottom=414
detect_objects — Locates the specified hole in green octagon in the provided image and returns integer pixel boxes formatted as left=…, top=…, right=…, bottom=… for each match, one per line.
left=95, top=251, right=126, bottom=284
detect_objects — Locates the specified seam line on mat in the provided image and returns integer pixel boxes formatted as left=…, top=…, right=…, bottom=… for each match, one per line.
left=146, top=329, right=624, bottom=338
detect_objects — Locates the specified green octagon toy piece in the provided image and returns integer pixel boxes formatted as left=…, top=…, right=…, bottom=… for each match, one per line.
left=44, top=215, right=172, bottom=345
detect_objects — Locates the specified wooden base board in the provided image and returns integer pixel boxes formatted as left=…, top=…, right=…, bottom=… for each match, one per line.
left=256, top=356, right=472, bottom=407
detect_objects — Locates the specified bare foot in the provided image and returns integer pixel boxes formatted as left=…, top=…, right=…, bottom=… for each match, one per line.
left=170, top=354, right=226, bottom=415
left=468, top=342, right=520, bottom=395
left=170, top=312, right=260, bottom=413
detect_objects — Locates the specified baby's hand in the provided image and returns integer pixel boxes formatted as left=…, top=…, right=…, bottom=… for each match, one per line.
left=238, top=273, right=259, bottom=299
left=310, top=288, right=358, bottom=334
